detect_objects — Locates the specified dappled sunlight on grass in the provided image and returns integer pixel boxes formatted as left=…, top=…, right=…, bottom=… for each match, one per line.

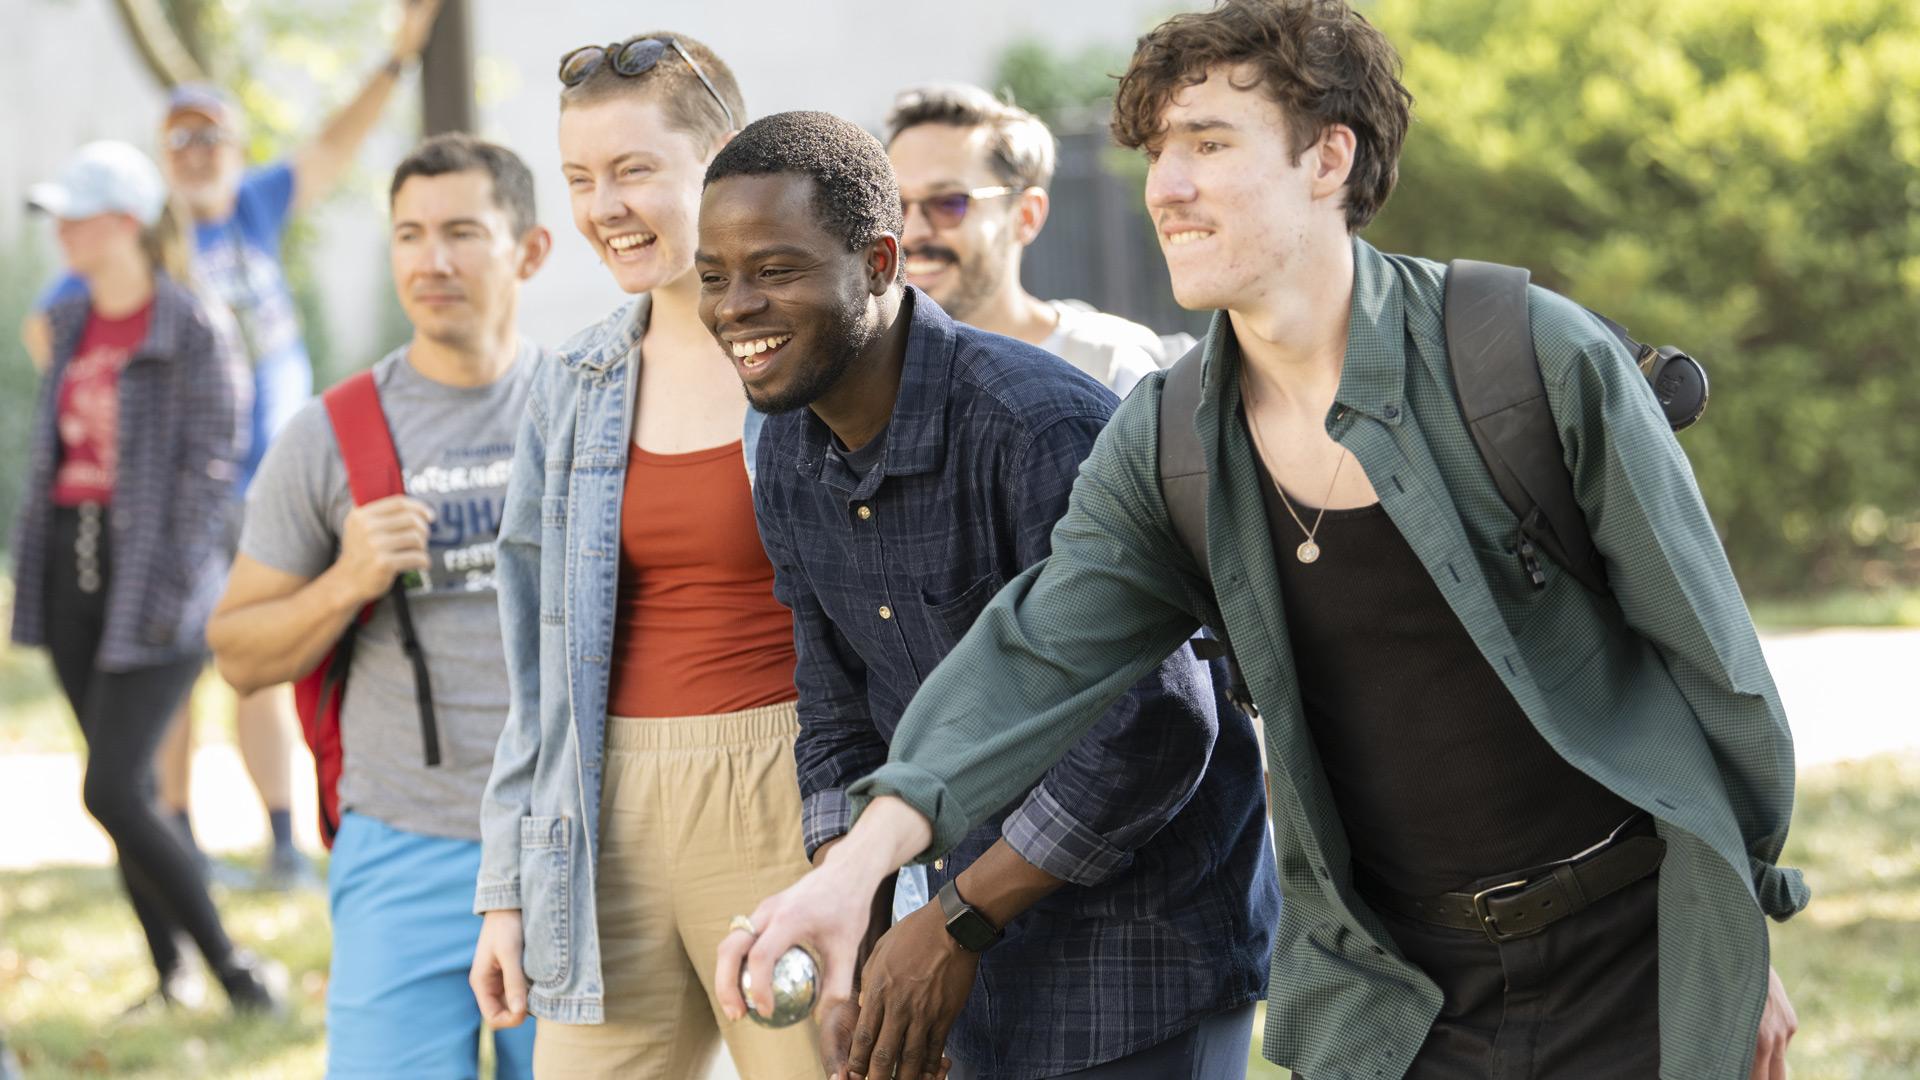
left=1767, top=752, right=1920, bottom=1080
left=0, top=862, right=330, bottom=1079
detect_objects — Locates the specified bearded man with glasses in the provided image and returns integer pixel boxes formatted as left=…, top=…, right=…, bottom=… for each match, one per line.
left=887, top=84, right=1192, bottom=397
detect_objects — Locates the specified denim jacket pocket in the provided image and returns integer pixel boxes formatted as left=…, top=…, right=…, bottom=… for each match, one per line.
left=518, top=815, right=572, bottom=988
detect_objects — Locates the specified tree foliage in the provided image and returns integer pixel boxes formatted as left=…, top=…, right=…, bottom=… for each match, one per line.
left=1362, top=0, right=1920, bottom=594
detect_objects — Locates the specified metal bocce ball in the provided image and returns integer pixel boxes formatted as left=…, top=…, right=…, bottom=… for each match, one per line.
left=739, top=946, right=819, bottom=1028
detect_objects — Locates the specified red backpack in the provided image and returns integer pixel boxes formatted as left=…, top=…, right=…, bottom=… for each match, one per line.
left=291, top=369, right=440, bottom=847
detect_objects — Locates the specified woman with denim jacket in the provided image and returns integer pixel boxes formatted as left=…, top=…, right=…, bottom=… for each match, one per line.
left=468, top=34, right=824, bottom=1079
left=10, top=142, right=280, bottom=1014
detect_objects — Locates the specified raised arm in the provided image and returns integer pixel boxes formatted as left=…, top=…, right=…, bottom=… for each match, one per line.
left=290, top=0, right=445, bottom=214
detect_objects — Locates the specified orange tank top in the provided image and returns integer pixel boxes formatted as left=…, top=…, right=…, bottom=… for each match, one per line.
left=605, top=440, right=798, bottom=718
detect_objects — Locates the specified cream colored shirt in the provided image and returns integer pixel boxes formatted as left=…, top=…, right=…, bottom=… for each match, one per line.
left=1039, top=299, right=1193, bottom=397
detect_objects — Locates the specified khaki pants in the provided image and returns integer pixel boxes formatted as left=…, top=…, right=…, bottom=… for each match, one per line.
left=534, top=702, right=824, bottom=1080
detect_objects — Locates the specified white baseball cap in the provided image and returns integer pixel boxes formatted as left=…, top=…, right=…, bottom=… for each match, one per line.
left=27, top=141, right=169, bottom=226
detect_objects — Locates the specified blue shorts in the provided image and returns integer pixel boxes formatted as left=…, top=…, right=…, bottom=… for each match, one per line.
left=327, top=812, right=534, bottom=1080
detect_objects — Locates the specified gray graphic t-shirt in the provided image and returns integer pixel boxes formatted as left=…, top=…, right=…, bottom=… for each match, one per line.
left=239, top=343, right=541, bottom=841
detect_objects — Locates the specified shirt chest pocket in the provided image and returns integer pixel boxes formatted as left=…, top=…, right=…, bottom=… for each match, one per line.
left=920, top=569, right=1008, bottom=658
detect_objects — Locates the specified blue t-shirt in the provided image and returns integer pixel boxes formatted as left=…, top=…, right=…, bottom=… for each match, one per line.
left=39, top=162, right=309, bottom=380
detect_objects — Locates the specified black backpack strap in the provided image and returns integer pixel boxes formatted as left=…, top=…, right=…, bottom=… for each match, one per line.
left=1444, top=260, right=1609, bottom=595
left=1156, top=340, right=1258, bottom=716
left=1157, top=340, right=1211, bottom=579
left=387, top=583, right=441, bottom=767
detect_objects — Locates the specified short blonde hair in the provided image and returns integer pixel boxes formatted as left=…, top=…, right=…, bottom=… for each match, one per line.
left=558, top=32, right=745, bottom=150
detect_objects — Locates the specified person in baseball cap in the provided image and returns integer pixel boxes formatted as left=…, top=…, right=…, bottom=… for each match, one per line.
left=20, top=0, right=451, bottom=902
left=15, top=139, right=283, bottom=1019
left=27, top=140, right=171, bottom=227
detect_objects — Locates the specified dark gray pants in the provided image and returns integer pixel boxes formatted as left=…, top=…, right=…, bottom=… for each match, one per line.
left=947, top=1003, right=1257, bottom=1080
left=1361, top=873, right=1661, bottom=1079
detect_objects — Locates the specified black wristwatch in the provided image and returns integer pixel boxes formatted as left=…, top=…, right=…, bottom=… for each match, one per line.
left=937, top=878, right=1005, bottom=953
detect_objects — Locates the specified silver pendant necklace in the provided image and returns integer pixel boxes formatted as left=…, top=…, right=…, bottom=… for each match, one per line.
left=1244, top=376, right=1348, bottom=564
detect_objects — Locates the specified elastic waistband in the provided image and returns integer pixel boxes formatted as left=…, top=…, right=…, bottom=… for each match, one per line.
left=605, top=700, right=799, bottom=751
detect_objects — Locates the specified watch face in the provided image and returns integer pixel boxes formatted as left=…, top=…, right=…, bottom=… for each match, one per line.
left=938, top=878, right=1003, bottom=952
left=945, top=906, right=1000, bottom=952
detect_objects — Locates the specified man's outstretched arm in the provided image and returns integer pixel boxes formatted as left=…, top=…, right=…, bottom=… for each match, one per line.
left=715, top=380, right=1211, bottom=1028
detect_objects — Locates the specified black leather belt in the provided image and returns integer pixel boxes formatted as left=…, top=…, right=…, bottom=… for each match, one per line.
left=1356, top=814, right=1666, bottom=945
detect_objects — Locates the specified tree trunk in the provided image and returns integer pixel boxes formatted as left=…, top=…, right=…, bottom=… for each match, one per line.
left=420, top=0, right=476, bottom=135
left=107, top=0, right=206, bottom=88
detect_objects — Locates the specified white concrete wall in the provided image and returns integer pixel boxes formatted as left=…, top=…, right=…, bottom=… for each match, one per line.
left=3, top=0, right=1188, bottom=361
left=478, top=0, right=1186, bottom=348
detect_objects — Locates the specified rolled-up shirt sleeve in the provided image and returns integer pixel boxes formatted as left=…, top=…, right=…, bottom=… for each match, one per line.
left=1000, top=644, right=1218, bottom=886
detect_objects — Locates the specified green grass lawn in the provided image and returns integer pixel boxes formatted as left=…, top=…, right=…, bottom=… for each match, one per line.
left=4, top=753, right=1911, bottom=1078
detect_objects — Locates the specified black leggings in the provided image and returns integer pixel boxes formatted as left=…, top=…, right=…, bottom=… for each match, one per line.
left=44, top=507, right=238, bottom=981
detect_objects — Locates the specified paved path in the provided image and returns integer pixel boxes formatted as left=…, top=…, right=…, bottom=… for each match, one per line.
left=2, top=628, right=1914, bottom=872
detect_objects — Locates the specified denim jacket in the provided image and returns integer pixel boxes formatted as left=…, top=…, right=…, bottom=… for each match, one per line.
left=474, top=295, right=764, bottom=1023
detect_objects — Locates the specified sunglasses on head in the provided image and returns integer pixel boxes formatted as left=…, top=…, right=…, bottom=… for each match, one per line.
left=166, top=127, right=233, bottom=151
left=557, top=37, right=736, bottom=133
left=901, top=186, right=1023, bottom=230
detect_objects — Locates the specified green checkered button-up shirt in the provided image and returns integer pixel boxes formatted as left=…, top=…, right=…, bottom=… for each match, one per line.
left=849, top=240, right=1809, bottom=1080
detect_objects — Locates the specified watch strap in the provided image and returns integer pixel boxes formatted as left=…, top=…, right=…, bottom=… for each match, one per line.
left=936, top=878, right=1005, bottom=952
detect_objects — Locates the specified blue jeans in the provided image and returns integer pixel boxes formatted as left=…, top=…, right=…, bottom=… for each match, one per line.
left=239, top=348, right=312, bottom=492
left=327, top=812, right=535, bottom=1080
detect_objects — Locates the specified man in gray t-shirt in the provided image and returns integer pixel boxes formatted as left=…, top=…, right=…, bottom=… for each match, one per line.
left=206, top=134, right=550, bottom=1079
left=238, top=343, right=533, bottom=839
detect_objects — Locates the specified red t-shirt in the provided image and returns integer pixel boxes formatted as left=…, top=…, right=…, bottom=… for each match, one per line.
left=51, top=303, right=152, bottom=507
left=605, top=440, right=799, bottom=718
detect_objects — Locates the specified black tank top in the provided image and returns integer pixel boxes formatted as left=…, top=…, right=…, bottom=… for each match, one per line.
left=1249, top=431, right=1635, bottom=895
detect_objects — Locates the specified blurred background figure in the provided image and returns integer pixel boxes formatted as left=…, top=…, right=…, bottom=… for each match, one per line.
left=17, top=0, right=447, bottom=894
left=8, top=140, right=282, bottom=1017
left=885, top=83, right=1191, bottom=396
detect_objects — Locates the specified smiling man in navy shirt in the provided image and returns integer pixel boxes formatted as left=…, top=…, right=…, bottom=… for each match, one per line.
left=697, top=111, right=1278, bottom=1080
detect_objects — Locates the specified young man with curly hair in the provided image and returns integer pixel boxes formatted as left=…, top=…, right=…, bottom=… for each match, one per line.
left=725, top=3, right=1807, bottom=1079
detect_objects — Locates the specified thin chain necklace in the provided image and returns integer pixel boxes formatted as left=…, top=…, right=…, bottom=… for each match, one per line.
left=1243, top=374, right=1347, bottom=564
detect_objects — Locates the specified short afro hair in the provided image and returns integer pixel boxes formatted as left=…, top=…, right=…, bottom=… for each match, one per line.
left=704, top=111, right=904, bottom=266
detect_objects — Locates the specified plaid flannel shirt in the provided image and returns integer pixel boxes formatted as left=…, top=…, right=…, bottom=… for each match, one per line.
left=755, top=289, right=1278, bottom=1080
left=11, top=280, right=250, bottom=670
left=854, top=241, right=1810, bottom=1080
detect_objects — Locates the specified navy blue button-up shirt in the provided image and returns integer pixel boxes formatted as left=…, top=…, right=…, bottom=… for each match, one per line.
left=754, top=290, right=1279, bottom=1080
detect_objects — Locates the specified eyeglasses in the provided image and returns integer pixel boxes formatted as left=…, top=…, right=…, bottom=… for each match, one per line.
left=166, top=127, right=233, bottom=152
left=900, top=186, right=1023, bottom=230
left=557, top=37, right=736, bottom=133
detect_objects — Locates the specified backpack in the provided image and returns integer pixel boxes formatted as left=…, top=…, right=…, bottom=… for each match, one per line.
left=1159, top=259, right=1708, bottom=715
left=290, top=369, right=441, bottom=848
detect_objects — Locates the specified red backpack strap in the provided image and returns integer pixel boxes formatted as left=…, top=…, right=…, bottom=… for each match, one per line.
left=322, top=369, right=406, bottom=505
left=321, top=366, right=444, bottom=768
left=296, top=368, right=413, bottom=848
